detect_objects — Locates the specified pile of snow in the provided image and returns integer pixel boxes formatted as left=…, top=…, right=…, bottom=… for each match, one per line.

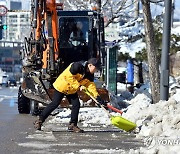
left=122, top=77, right=180, bottom=153
left=123, top=96, right=180, bottom=137
left=128, top=97, right=180, bottom=153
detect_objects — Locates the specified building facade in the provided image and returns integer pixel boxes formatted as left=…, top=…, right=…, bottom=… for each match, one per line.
left=5, top=11, right=31, bottom=41
left=0, top=0, right=31, bottom=11
left=0, top=0, right=31, bottom=80
left=0, top=0, right=31, bottom=41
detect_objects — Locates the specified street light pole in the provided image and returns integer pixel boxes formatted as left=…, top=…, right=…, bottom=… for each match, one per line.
left=160, top=0, right=172, bottom=101
left=171, top=0, right=175, bottom=27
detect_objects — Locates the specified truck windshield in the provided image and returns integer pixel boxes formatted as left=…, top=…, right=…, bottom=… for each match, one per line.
left=59, top=17, right=89, bottom=47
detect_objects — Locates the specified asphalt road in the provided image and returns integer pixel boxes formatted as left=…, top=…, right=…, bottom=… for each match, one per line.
left=0, top=86, right=37, bottom=154
left=0, top=86, right=144, bottom=154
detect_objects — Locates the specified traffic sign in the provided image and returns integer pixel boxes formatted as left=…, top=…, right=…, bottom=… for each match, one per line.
left=0, top=5, right=8, bottom=16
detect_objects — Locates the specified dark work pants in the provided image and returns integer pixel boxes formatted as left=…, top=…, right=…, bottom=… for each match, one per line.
left=40, top=89, right=80, bottom=126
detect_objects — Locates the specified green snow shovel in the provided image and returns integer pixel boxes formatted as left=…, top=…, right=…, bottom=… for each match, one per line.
left=83, top=88, right=137, bottom=132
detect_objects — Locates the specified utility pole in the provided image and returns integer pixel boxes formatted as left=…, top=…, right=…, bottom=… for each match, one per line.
left=160, top=0, right=172, bottom=101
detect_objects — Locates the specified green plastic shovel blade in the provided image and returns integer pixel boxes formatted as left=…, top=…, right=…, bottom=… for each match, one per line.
left=111, top=116, right=136, bottom=132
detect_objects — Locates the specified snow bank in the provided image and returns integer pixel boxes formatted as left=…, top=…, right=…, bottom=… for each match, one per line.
left=128, top=98, right=180, bottom=137
left=121, top=77, right=180, bottom=153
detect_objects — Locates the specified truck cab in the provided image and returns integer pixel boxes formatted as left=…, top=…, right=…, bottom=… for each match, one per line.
left=57, top=11, right=105, bottom=70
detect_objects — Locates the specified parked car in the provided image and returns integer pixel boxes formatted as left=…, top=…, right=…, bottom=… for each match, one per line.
left=8, top=78, right=17, bottom=86
left=0, top=75, right=9, bottom=87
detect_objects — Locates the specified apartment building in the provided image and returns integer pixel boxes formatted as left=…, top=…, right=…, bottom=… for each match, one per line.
left=0, top=0, right=31, bottom=41
left=0, top=1, right=31, bottom=79
left=5, top=11, right=31, bottom=41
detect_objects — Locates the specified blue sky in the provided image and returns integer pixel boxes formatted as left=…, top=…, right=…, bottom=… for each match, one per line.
left=174, top=0, right=180, bottom=20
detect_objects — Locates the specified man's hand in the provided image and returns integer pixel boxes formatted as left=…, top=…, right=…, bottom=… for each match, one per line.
left=80, top=85, right=86, bottom=91
left=96, top=96, right=107, bottom=107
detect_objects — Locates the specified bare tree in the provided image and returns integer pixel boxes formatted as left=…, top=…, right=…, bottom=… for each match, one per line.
left=134, top=0, right=140, bottom=18
left=141, top=0, right=160, bottom=103
left=63, top=0, right=134, bottom=27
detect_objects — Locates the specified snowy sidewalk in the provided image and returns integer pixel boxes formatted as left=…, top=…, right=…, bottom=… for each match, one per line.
left=18, top=122, right=144, bottom=154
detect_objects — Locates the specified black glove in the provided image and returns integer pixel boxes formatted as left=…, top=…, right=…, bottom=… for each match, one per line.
left=96, top=96, right=107, bottom=107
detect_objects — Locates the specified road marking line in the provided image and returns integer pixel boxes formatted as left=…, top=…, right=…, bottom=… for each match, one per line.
left=0, top=98, right=4, bottom=102
left=10, top=99, right=15, bottom=107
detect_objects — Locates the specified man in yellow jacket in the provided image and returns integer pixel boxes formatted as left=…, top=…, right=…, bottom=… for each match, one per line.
left=34, top=58, right=106, bottom=132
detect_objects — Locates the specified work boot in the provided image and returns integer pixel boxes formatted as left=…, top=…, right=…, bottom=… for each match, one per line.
left=68, top=123, right=84, bottom=133
left=34, top=117, right=43, bottom=130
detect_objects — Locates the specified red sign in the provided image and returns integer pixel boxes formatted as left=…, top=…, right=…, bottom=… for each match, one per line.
left=0, top=5, right=8, bottom=16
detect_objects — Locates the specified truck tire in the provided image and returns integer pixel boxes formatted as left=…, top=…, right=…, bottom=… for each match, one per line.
left=30, top=100, right=40, bottom=116
left=18, top=86, right=30, bottom=114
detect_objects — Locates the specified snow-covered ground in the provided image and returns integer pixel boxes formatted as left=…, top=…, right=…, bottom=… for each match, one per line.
left=46, top=74, right=180, bottom=153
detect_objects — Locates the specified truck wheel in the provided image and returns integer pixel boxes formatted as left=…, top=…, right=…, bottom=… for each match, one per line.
left=18, top=86, right=30, bottom=114
left=30, top=100, right=40, bottom=116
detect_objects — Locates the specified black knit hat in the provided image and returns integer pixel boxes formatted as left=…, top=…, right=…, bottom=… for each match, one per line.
left=88, top=58, right=102, bottom=69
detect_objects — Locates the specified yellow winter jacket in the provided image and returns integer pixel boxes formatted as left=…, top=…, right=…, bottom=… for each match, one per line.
left=53, top=63, right=99, bottom=97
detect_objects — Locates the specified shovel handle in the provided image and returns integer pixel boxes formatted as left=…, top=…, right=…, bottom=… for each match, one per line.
left=107, top=104, right=123, bottom=115
left=83, top=88, right=123, bottom=115
left=83, top=88, right=112, bottom=117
